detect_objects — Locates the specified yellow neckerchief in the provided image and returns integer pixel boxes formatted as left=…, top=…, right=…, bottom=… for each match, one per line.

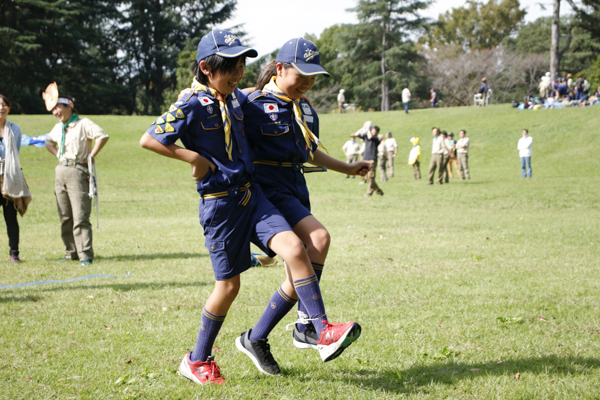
left=262, top=76, right=327, bottom=158
left=191, top=77, right=233, bottom=160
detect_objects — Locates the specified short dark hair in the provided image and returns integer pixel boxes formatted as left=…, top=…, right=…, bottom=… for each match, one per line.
left=191, top=55, right=246, bottom=86
left=460, top=130, right=466, bottom=135
left=0, top=94, right=9, bottom=107
left=373, top=125, right=380, bottom=133
left=523, top=129, right=528, bottom=133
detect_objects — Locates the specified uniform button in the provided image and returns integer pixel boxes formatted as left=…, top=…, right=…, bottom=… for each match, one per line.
left=297, top=139, right=300, bottom=143
left=211, top=246, right=215, bottom=250
left=239, top=149, right=242, bottom=153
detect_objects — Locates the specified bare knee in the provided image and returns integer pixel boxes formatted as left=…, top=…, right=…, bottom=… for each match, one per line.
left=216, top=279, right=240, bottom=301
left=310, top=228, right=331, bottom=253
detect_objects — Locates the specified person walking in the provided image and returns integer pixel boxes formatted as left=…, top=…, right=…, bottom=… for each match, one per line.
left=518, top=129, right=533, bottom=178
left=430, top=89, right=438, bottom=108
left=342, top=133, right=361, bottom=178
left=402, top=84, right=411, bottom=114
left=0, top=94, right=31, bottom=263
left=355, top=124, right=384, bottom=196
left=456, top=130, right=470, bottom=180
left=384, top=131, right=397, bottom=178
left=427, top=127, right=444, bottom=185
left=337, top=89, right=346, bottom=114
left=43, top=83, right=109, bottom=265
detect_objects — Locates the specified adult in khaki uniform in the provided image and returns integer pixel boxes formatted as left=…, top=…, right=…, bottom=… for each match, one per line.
left=42, top=83, right=109, bottom=265
left=440, top=131, right=453, bottom=183
left=377, top=134, right=388, bottom=182
left=355, top=124, right=383, bottom=196
left=427, top=127, right=444, bottom=185
left=384, top=131, right=397, bottom=178
left=342, top=133, right=361, bottom=178
left=456, top=130, right=470, bottom=180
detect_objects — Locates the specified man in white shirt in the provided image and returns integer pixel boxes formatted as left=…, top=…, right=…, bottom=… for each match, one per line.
left=342, top=133, right=361, bottom=178
left=384, top=131, right=398, bottom=178
left=517, top=129, right=533, bottom=178
left=455, top=130, right=470, bottom=180
left=402, top=84, right=411, bottom=114
left=427, top=127, right=444, bottom=185
left=337, top=89, right=346, bottom=114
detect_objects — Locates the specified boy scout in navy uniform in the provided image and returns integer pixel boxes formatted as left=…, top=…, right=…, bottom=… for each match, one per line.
left=140, top=29, right=362, bottom=386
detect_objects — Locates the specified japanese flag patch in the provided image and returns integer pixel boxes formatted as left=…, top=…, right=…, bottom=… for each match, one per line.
left=264, top=103, right=279, bottom=113
left=199, top=97, right=214, bottom=106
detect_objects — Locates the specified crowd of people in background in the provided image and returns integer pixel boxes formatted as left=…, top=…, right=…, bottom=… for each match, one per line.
left=517, top=72, right=599, bottom=110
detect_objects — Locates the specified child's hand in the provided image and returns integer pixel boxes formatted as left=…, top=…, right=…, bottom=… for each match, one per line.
left=191, top=155, right=217, bottom=183
left=348, top=161, right=371, bottom=176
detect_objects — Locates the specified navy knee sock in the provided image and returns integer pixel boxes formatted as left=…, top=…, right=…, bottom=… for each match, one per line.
left=249, top=286, right=297, bottom=341
left=293, top=274, right=327, bottom=335
left=296, top=262, right=324, bottom=333
left=190, top=308, right=226, bottom=362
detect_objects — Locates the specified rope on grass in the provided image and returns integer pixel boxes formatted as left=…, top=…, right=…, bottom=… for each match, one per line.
left=0, top=271, right=131, bottom=289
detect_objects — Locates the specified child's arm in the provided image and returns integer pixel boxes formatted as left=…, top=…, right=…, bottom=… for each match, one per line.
left=140, top=132, right=216, bottom=183
left=308, top=149, right=370, bottom=176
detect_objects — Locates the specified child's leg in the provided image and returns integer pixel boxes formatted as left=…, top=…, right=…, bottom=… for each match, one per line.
left=190, top=275, right=240, bottom=362
left=292, top=215, right=330, bottom=332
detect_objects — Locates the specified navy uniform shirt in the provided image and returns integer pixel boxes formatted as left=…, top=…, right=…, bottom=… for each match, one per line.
left=146, top=88, right=252, bottom=193
left=242, top=91, right=319, bottom=164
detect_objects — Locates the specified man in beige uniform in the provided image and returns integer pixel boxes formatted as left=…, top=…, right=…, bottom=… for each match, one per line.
left=43, top=83, right=109, bottom=265
left=456, top=130, right=470, bottom=180
left=427, top=127, right=444, bottom=185
left=342, top=133, right=361, bottom=178
left=384, top=131, right=397, bottom=178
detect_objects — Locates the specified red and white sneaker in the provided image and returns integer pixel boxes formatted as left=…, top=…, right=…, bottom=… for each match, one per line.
left=178, top=353, right=226, bottom=385
left=317, top=321, right=362, bottom=362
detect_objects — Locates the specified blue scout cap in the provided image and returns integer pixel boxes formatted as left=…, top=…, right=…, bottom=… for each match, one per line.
left=276, top=38, right=330, bottom=78
left=196, top=29, right=258, bottom=63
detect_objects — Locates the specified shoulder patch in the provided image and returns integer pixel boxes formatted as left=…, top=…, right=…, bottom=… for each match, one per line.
left=165, top=123, right=175, bottom=133
left=154, top=125, right=165, bottom=134
left=175, top=109, right=185, bottom=119
left=156, top=116, right=166, bottom=124
left=169, top=105, right=177, bottom=112
left=166, top=113, right=176, bottom=122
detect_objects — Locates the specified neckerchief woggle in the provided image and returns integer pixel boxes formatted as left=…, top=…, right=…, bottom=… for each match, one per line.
left=191, top=77, right=233, bottom=161
left=57, top=114, right=80, bottom=159
left=262, top=77, right=328, bottom=159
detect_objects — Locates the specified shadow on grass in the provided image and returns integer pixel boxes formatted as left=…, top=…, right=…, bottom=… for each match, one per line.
left=0, top=281, right=209, bottom=301
left=289, top=355, right=600, bottom=394
left=95, top=253, right=209, bottom=261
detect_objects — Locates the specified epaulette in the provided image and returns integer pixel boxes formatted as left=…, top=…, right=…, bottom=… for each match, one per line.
left=247, top=91, right=267, bottom=104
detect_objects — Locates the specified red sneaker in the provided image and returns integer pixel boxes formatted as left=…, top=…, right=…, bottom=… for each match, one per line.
left=10, top=254, right=21, bottom=263
left=178, top=353, right=226, bottom=385
left=317, top=321, right=362, bottom=362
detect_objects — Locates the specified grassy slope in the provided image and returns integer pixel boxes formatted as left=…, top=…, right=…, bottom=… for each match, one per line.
left=1, top=104, right=599, bottom=399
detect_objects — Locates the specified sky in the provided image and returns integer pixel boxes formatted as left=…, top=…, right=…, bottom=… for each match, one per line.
left=226, top=0, right=574, bottom=57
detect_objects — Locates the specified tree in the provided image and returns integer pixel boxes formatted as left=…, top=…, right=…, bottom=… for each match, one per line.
left=350, top=0, right=431, bottom=111
left=567, top=0, right=600, bottom=41
left=550, top=0, right=572, bottom=79
left=116, top=0, right=236, bottom=115
left=423, top=0, right=526, bottom=50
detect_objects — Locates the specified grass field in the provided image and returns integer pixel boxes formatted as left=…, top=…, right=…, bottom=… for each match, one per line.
left=1, top=104, right=600, bottom=399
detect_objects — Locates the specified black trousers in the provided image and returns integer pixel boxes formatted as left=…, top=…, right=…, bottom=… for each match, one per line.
left=0, top=196, right=19, bottom=256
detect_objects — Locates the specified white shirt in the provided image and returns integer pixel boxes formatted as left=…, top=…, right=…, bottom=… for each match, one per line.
left=384, top=138, right=397, bottom=153
left=456, top=137, right=470, bottom=154
left=518, top=135, right=533, bottom=157
left=377, top=141, right=387, bottom=157
left=342, top=139, right=361, bottom=156
left=402, top=88, right=411, bottom=103
left=337, top=92, right=345, bottom=103
left=431, top=136, right=444, bottom=154
left=47, top=118, right=108, bottom=163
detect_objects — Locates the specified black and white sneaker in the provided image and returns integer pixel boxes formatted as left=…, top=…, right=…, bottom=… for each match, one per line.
left=292, top=323, right=319, bottom=350
left=235, top=330, right=281, bottom=376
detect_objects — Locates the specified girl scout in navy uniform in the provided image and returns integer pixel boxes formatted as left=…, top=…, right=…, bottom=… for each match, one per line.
left=140, top=30, right=361, bottom=385
left=240, top=38, right=370, bottom=352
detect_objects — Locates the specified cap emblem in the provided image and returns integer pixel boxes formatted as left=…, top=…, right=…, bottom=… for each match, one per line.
left=224, top=34, right=239, bottom=46
left=304, top=49, right=319, bottom=62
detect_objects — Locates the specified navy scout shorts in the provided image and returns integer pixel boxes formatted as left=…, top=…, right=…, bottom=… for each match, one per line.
left=200, top=184, right=291, bottom=281
left=253, top=164, right=312, bottom=228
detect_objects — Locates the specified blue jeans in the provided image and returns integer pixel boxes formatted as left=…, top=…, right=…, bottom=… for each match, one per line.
left=520, top=157, right=532, bottom=178
left=404, top=101, right=410, bottom=113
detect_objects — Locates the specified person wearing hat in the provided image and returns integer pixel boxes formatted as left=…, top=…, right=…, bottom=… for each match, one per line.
left=445, top=132, right=459, bottom=179
left=408, top=136, right=421, bottom=180
left=342, top=133, right=361, bottom=178
left=337, top=88, right=346, bottom=113
left=43, top=83, right=109, bottom=266
left=478, top=78, right=489, bottom=106
left=240, top=37, right=367, bottom=374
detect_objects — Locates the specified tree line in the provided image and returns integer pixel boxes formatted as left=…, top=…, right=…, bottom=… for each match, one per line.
left=2, top=0, right=599, bottom=114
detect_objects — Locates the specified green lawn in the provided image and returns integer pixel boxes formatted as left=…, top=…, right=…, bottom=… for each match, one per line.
left=2, top=104, right=600, bottom=399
